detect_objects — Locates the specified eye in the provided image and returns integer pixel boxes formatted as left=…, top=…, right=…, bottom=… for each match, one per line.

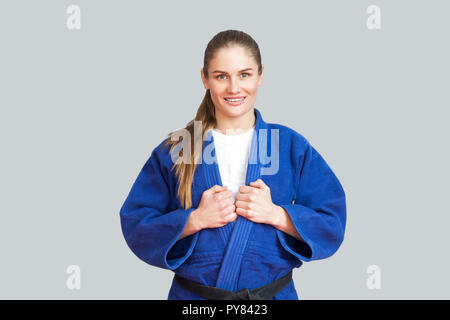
left=215, top=73, right=251, bottom=80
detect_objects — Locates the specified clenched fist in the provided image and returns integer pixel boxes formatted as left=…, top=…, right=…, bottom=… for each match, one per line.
left=193, top=185, right=237, bottom=230
left=235, top=179, right=279, bottom=226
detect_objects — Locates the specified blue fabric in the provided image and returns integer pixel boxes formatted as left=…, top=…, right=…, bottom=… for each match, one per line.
left=120, top=108, right=347, bottom=300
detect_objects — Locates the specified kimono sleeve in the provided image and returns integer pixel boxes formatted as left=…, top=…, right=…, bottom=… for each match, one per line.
left=119, top=144, right=199, bottom=270
left=276, top=141, right=346, bottom=262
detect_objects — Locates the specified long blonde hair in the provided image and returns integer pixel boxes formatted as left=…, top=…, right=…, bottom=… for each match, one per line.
left=163, top=30, right=263, bottom=209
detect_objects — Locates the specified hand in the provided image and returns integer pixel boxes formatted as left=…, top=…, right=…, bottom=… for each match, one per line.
left=193, top=185, right=237, bottom=230
left=235, top=179, right=279, bottom=226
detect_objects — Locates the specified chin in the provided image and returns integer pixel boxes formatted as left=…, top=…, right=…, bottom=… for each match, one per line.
left=220, top=105, right=252, bottom=118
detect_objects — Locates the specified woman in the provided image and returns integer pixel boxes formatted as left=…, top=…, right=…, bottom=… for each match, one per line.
left=120, top=30, right=346, bottom=300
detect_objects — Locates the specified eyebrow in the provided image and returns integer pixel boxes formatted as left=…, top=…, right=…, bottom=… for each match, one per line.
left=211, top=68, right=253, bottom=74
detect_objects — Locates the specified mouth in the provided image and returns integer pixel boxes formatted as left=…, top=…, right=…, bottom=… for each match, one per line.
left=224, top=96, right=246, bottom=106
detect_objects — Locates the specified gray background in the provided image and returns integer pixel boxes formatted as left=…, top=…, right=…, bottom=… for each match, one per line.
left=0, top=0, right=448, bottom=299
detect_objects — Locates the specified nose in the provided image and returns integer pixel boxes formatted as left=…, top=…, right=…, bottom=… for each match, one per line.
left=228, top=77, right=240, bottom=94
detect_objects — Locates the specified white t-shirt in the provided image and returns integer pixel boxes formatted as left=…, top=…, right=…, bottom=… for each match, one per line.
left=212, top=126, right=255, bottom=200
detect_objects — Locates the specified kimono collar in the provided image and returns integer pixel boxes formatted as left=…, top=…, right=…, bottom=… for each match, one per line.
left=205, top=107, right=267, bottom=141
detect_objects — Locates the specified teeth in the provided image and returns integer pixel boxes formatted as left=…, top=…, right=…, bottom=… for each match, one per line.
left=225, top=97, right=245, bottom=102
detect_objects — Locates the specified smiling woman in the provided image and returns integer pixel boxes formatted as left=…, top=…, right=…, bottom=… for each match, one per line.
left=119, top=30, right=347, bottom=300
left=201, top=44, right=264, bottom=132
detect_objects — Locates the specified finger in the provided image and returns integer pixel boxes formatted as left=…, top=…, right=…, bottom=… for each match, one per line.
left=250, top=179, right=266, bottom=189
left=218, top=191, right=234, bottom=203
left=210, top=185, right=227, bottom=194
left=238, top=185, right=255, bottom=193
left=225, top=212, right=237, bottom=222
left=224, top=197, right=235, bottom=206
left=235, top=200, right=250, bottom=210
left=223, top=190, right=234, bottom=198
left=235, top=207, right=248, bottom=217
left=226, top=209, right=236, bottom=218
left=236, top=193, right=251, bottom=202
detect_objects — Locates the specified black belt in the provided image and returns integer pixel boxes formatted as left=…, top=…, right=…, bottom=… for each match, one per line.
left=174, top=271, right=293, bottom=300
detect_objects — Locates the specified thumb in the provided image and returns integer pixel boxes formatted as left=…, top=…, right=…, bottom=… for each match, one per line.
left=211, top=185, right=227, bottom=193
left=250, top=179, right=265, bottom=188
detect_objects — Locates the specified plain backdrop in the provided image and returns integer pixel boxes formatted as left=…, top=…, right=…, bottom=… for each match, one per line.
left=0, top=0, right=449, bottom=299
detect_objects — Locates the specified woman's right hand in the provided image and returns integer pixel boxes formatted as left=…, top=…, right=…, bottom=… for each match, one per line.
left=193, top=185, right=237, bottom=230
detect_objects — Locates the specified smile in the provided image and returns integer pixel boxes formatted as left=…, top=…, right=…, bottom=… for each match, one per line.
left=224, top=96, right=246, bottom=106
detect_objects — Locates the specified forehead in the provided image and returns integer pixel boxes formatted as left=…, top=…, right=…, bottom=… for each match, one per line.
left=209, top=45, right=257, bottom=71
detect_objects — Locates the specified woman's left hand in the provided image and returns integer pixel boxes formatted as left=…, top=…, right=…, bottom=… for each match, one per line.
left=235, top=179, right=280, bottom=226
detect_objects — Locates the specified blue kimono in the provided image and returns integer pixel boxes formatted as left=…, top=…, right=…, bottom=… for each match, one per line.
left=120, top=107, right=346, bottom=300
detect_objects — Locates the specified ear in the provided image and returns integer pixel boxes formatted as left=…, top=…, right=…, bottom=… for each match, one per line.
left=201, top=68, right=209, bottom=90
left=257, top=64, right=264, bottom=86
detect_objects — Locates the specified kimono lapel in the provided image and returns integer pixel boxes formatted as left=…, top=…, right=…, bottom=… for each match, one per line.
left=200, top=107, right=269, bottom=291
left=200, top=129, right=235, bottom=247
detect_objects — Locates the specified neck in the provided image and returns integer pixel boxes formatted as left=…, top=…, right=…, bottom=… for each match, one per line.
left=214, top=107, right=256, bottom=135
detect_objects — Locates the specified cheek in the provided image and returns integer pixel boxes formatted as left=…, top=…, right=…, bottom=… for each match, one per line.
left=243, top=82, right=259, bottom=95
left=209, top=85, right=226, bottom=100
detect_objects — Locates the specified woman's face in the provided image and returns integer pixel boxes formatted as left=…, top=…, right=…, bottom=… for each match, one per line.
left=201, top=45, right=264, bottom=121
